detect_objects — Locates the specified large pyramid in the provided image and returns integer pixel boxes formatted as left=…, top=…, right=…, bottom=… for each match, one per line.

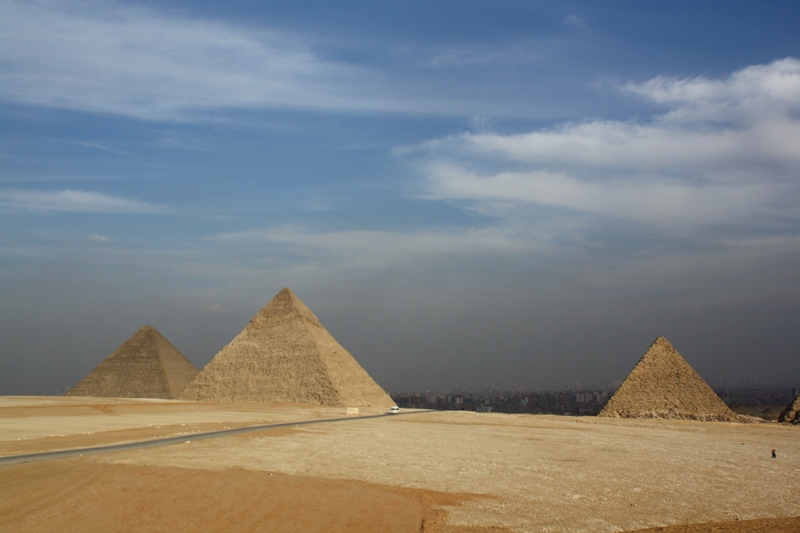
left=67, top=325, right=199, bottom=399
left=778, top=395, right=800, bottom=425
left=179, top=288, right=394, bottom=407
left=598, top=336, right=741, bottom=421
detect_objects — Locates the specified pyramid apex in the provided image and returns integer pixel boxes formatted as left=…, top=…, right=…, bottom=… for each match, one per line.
left=275, top=287, right=302, bottom=303
left=136, top=324, right=167, bottom=341
left=246, top=287, right=323, bottom=329
left=651, top=336, right=671, bottom=347
left=639, top=336, right=679, bottom=360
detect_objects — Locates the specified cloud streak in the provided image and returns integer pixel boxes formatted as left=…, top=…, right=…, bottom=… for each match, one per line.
left=207, top=225, right=531, bottom=270
left=0, top=0, right=401, bottom=119
left=412, top=59, right=800, bottom=231
left=0, top=0, right=629, bottom=121
left=0, top=189, right=166, bottom=213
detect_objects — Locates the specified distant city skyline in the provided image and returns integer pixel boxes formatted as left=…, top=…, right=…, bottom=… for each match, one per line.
left=2, top=1, right=800, bottom=395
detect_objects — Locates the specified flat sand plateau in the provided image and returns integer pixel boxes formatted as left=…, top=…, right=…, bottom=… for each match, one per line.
left=1, top=396, right=798, bottom=533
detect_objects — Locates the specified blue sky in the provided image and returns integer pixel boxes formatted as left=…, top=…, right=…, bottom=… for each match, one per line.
left=2, top=0, right=800, bottom=394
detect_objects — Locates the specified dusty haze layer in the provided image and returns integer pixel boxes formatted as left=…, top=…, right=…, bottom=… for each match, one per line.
left=1, top=397, right=798, bottom=532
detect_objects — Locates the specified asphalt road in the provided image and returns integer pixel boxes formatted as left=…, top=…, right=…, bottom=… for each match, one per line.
left=0, top=411, right=421, bottom=466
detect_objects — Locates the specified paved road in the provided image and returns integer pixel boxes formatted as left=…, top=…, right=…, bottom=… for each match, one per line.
left=0, top=411, right=421, bottom=466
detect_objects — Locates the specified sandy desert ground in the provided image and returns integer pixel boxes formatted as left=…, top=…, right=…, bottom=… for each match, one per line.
left=1, top=396, right=798, bottom=533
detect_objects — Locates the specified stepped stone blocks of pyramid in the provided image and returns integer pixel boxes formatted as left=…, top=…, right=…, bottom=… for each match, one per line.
left=179, top=288, right=394, bottom=407
left=778, top=395, right=800, bottom=425
left=598, top=336, right=745, bottom=422
left=67, top=325, right=199, bottom=399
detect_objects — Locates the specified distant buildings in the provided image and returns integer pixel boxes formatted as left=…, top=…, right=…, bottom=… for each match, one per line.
left=391, top=385, right=794, bottom=420
left=391, top=389, right=612, bottom=415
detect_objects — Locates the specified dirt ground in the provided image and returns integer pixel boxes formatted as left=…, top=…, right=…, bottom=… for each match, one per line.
left=1, top=396, right=798, bottom=533
left=0, top=459, right=509, bottom=533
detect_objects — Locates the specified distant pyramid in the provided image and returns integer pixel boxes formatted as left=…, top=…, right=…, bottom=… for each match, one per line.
left=179, top=288, right=394, bottom=407
left=598, top=336, right=742, bottom=422
left=778, top=395, right=800, bottom=425
left=67, top=325, right=199, bottom=399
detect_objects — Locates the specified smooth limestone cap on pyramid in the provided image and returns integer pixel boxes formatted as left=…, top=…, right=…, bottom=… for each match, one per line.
left=67, top=325, right=199, bottom=399
left=179, top=288, right=394, bottom=407
left=598, top=336, right=741, bottom=421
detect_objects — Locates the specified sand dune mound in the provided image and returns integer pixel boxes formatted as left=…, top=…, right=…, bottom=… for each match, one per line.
left=67, top=325, right=198, bottom=399
left=599, top=336, right=744, bottom=422
left=179, top=288, right=393, bottom=407
left=778, top=395, right=800, bottom=425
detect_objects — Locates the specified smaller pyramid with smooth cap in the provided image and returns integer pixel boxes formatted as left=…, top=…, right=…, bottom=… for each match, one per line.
left=67, top=325, right=199, bottom=399
left=179, top=288, right=394, bottom=407
left=778, top=395, right=800, bottom=425
left=599, top=336, right=741, bottom=421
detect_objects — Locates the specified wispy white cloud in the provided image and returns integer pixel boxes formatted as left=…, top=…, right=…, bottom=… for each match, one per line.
left=0, top=189, right=166, bottom=213
left=422, top=163, right=773, bottom=226
left=419, top=37, right=555, bottom=70
left=563, top=15, right=587, bottom=29
left=68, top=141, right=130, bottom=155
left=198, top=303, right=225, bottom=314
left=186, top=60, right=800, bottom=294
left=207, top=225, right=530, bottom=269
left=0, top=0, right=405, bottom=119
left=0, top=0, right=616, bottom=121
left=624, top=58, right=800, bottom=120
left=411, top=59, right=800, bottom=230
left=88, top=233, right=110, bottom=242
